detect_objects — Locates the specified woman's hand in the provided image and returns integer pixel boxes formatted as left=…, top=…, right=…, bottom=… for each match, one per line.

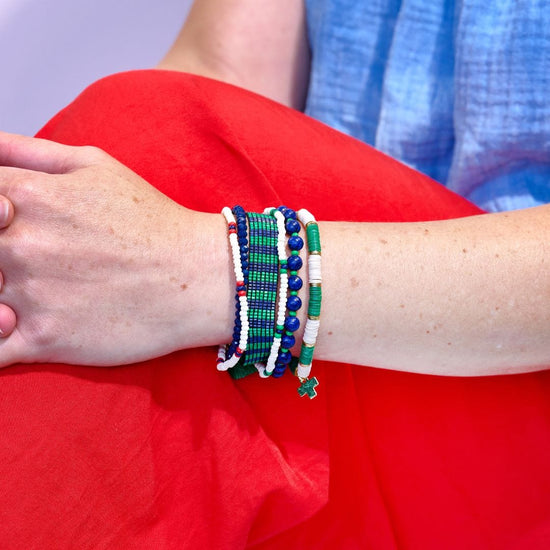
left=0, top=132, right=232, bottom=368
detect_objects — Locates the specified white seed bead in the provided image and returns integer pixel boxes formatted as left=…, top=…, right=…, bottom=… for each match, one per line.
left=255, top=362, right=271, bottom=378
left=220, top=353, right=240, bottom=370
left=276, top=273, right=289, bottom=324
left=265, top=341, right=281, bottom=374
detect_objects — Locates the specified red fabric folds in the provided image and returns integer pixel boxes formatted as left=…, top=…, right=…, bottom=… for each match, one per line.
left=0, top=70, right=549, bottom=548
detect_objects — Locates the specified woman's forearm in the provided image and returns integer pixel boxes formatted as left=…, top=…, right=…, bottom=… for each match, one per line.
left=189, top=205, right=550, bottom=377
left=157, top=0, right=310, bottom=109
left=315, top=206, right=550, bottom=376
left=1, top=132, right=549, bottom=376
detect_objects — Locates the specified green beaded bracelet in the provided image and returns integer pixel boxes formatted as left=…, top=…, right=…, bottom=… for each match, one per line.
left=295, top=209, right=322, bottom=399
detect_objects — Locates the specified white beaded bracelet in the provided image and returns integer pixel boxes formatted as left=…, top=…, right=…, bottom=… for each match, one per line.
left=217, top=207, right=250, bottom=371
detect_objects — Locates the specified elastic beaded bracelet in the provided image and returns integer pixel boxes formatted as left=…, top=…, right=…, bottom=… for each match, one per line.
left=255, top=208, right=288, bottom=377
left=217, top=207, right=250, bottom=371
left=294, top=208, right=322, bottom=399
left=240, top=211, right=279, bottom=368
left=222, top=206, right=249, bottom=361
left=271, top=206, right=304, bottom=378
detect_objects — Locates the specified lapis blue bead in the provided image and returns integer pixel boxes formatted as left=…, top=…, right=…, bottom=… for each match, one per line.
left=287, top=255, right=303, bottom=271
left=287, top=295, right=302, bottom=311
left=284, top=316, right=300, bottom=332
left=288, top=235, right=304, bottom=251
left=288, top=275, right=303, bottom=291
left=285, top=218, right=300, bottom=234
left=281, top=208, right=297, bottom=220
left=278, top=351, right=292, bottom=364
left=282, top=334, right=296, bottom=349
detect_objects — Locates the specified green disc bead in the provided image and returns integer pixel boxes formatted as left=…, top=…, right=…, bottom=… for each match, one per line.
left=306, top=224, right=321, bottom=252
left=299, top=344, right=315, bottom=366
left=308, top=286, right=322, bottom=316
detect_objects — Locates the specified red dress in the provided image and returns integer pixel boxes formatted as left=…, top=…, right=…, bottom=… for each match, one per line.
left=1, top=70, right=549, bottom=549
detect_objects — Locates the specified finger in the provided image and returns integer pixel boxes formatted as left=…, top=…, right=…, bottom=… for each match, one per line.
left=0, top=131, right=87, bottom=174
left=0, top=196, right=15, bottom=230
left=0, top=304, right=16, bottom=338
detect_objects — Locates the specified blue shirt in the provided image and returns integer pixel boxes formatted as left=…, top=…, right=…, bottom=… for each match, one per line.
left=304, top=0, right=550, bottom=212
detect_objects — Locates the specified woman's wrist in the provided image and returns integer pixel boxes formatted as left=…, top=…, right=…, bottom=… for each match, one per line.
left=168, top=209, right=235, bottom=352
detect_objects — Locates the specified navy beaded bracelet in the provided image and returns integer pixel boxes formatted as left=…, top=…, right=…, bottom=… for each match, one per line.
left=272, top=206, right=304, bottom=378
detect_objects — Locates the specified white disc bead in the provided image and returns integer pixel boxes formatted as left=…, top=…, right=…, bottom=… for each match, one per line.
left=308, top=255, right=322, bottom=283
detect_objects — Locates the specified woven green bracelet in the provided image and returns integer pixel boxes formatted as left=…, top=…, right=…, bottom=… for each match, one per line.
left=230, top=211, right=279, bottom=379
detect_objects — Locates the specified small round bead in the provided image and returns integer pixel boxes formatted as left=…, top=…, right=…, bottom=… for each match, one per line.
left=287, top=295, right=302, bottom=311
left=282, top=334, right=296, bottom=349
left=288, top=275, right=303, bottom=291
left=287, top=255, right=303, bottom=271
left=278, top=206, right=297, bottom=219
left=285, top=218, right=300, bottom=234
left=288, top=235, right=304, bottom=251
left=278, top=350, right=292, bottom=364
left=285, top=316, right=300, bottom=332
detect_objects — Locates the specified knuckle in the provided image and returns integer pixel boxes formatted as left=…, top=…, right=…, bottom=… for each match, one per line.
left=77, top=145, right=108, bottom=163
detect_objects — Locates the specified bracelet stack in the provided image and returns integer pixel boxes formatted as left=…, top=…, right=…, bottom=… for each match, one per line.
left=218, top=205, right=321, bottom=399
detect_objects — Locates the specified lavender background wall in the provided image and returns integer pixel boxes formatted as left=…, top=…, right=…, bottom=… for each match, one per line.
left=1, top=0, right=192, bottom=135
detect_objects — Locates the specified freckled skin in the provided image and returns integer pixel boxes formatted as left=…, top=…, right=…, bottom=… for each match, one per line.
left=0, top=130, right=548, bottom=376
